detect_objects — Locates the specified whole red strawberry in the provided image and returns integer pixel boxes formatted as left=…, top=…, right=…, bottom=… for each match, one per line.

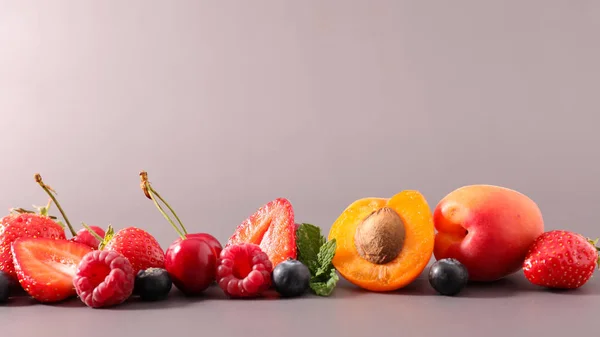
left=523, top=230, right=600, bottom=289
left=103, top=226, right=165, bottom=274
left=0, top=212, right=66, bottom=280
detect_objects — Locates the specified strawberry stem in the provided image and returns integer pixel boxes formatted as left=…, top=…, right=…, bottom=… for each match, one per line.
left=139, top=171, right=187, bottom=239
left=34, top=173, right=77, bottom=237
left=586, top=237, right=600, bottom=269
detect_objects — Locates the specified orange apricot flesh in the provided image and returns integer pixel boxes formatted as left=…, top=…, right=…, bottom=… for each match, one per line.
left=328, top=191, right=435, bottom=292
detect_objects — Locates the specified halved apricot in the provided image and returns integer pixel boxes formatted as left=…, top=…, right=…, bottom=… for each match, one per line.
left=328, top=191, right=435, bottom=292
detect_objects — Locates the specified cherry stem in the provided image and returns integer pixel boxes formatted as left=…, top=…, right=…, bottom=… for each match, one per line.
left=147, top=185, right=187, bottom=236
left=81, top=222, right=104, bottom=242
left=34, top=173, right=77, bottom=237
left=139, top=171, right=187, bottom=239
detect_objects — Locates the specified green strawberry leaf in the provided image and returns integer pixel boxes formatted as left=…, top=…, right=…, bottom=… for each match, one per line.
left=98, top=225, right=114, bottom=251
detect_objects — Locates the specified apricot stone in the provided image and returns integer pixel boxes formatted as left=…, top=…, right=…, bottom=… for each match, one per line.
left=354, top=207, right=406, bottom=265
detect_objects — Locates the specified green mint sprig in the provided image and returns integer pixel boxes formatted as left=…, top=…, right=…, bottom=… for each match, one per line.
left=296, top=223, right=339, bottom=296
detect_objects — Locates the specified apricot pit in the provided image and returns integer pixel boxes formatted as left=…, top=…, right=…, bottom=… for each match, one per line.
left=354, top=207, right=405, bottom=264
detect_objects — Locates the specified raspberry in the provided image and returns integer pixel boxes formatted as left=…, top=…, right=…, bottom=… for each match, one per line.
left=216, top=243, right=273, bottom=298
left=73, top=250, right=135, bottom=308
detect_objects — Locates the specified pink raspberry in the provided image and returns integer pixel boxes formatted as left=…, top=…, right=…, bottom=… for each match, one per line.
left=73, top=250, right=135, bottom=308
left=216, top=243, right=273, bottom=298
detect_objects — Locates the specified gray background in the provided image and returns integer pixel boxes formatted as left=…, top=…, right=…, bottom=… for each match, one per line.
left=1, top=1, right=599, bottom=336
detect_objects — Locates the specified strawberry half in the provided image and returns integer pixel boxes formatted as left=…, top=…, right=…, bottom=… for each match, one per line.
left=523, top=230, right=600, bottom=289
left=0, top=212, right=67, bottom=280
left=11, top=237, right=93, bottom=302
left=226, top=198, right=296, bottom=267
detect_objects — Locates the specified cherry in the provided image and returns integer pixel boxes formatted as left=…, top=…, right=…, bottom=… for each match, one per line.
left=183, top=233, right=222, bottom=257
left=139, top=171, right=220, bottom=295
left=34, top=174, right=106, bottom=249
left=165, top=238, right=216, bottom=295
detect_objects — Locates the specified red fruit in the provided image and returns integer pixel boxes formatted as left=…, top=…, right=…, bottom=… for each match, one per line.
left=139, top=171, right=220, bottom=295
left=0, top=213, right=66, bottom=280
left=72, top=226, right=105, bottom=249
left=73, top=250, right=135, bottom=308
left=216, top=243, right=273, bottom=298
left=523, top=230, right=599, bottom=289
left=185, top=233, right=222, bottom=256
left=104, top=227, right=165, bottom=274
left=227, top=198, right=296, bottom=267
left=165, top=238, right=217, bottom=295
left=11, top=237, right=93, bottom=302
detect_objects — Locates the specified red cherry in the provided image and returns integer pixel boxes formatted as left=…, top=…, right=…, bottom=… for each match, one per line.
left=185, top=233, right=222, bottom=256
left=139, top=171, right=221, bottom=296
left=165, top=238, right=217, bottom=295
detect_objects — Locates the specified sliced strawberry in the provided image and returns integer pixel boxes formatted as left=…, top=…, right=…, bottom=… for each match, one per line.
left=226, top=198, right=296, bottom=267
left=0, top=213, right=67, bottom=280
left=11, top=237, right=93, bottom=302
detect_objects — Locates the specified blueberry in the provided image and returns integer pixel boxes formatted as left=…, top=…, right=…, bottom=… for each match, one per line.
left=134, top=268, right=172, bottom=301
left=0, top=271, right=10, bottom=303
left=428, top=258, right=469, bottom=296
left=272, top=259, right=311, bottom=297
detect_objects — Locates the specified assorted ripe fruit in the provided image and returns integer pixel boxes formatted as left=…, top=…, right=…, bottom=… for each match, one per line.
left=0, top=174, right=596, bottom=307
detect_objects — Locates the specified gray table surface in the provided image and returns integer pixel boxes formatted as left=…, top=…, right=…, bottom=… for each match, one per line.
left=0, top=264, right=591, bottom=337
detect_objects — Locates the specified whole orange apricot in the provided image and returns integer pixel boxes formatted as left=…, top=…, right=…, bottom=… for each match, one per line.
left=433, top=184, right=544, bottom=282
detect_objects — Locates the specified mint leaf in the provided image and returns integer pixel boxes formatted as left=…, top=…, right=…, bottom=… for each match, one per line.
left=295, top=223, right=339, bottom=296
left=314, top=239, right=336, bottom=278
left=296, top=223, right=325, bottom=274
left=310, top=269, right=339, bottom=296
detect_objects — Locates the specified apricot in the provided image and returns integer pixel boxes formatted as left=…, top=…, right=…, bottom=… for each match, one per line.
left=433, top=184, right=544, bottom=282
left=328, top=191, right=435, bottom=292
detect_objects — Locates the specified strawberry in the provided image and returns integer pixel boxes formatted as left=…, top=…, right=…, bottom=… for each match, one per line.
left=11, top=237, right=93, bottom=302
left=0, top=212, right=66, bottom=280
left=226, top=198, right=297, bottom=267
left=102, top=226, right=165, bottom=275
left=523, top=230, right=600, bottom=289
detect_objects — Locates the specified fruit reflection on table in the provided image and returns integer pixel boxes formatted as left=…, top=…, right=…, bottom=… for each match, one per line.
left=0, top=173, right=597, bottom=308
